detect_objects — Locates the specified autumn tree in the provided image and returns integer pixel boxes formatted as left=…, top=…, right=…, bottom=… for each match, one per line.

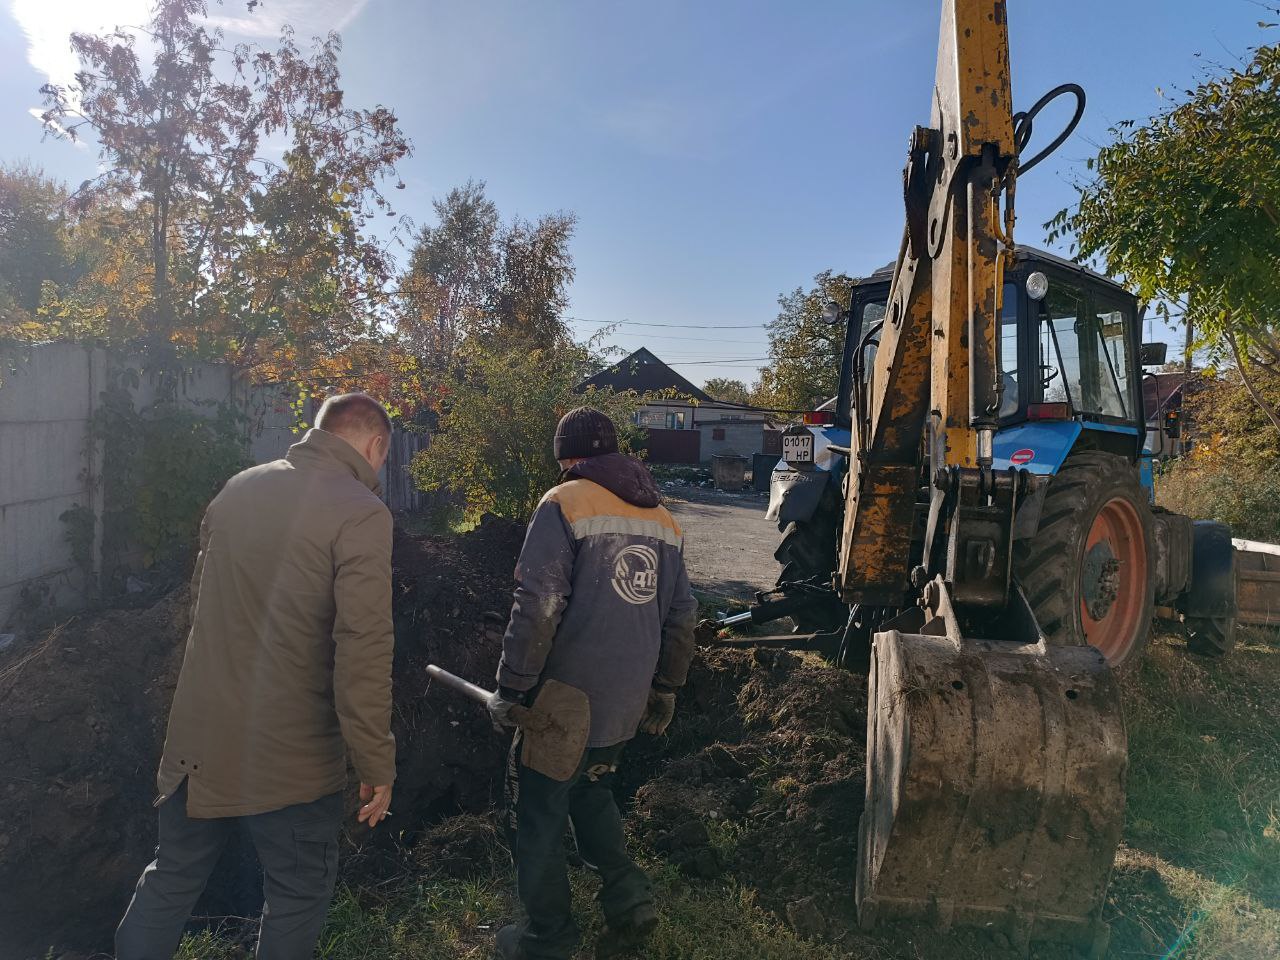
left=399, top=182, right=577, bottom=368
left=489, top=211, right=577, bottom=345
left=37, top=0, right=411, bottom=396
left=399, top=181, right=499, bottom=371
left=754, top=270, right=852, bottom=412
left=1049, top=28, right=1280, bottom=432
left=703, top=377, right=753, bottom=405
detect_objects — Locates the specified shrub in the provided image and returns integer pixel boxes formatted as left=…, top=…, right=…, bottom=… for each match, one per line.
left=1155, top=458, right=1280, bottom=542
left=410, top=338, right=647, bottom=522
left=1182, top=368, right=1280, bottom=467
left=91, top=379, right=250, bottom=579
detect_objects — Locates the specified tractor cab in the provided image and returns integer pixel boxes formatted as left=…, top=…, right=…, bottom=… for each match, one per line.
left=834, top=247, right=1152, bottom=480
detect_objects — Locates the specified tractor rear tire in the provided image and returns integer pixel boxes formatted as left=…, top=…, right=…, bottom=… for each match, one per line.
left=1186, top=617, right=1237, bottom=657
left=1013, top=451, right=1155, bottom=669
left=774, top=484, right=844, bottom=633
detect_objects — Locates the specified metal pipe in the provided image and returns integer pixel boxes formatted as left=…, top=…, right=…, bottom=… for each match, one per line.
left=426, top=664, right=492, bottom=704
left=977, top=428, right=994, bottom=466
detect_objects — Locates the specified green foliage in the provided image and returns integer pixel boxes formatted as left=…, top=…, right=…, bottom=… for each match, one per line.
left=1048, top=29, right=1280, bottom=425
left=58, top=504, right=97, bottom=586
left=754, top=271, right=851, bottom=412
left=0, top=163, right=75, bottom=335
left=702, top=377, right=752, bottom=405
left=409, top=338, right=645, bottom=522
left=91, top=378, right=250, bottom=575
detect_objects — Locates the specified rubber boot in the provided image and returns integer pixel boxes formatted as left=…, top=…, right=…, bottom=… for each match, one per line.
left=495, top=924, right=526, bottom=960
left=595, top=901, right=658, bottom=959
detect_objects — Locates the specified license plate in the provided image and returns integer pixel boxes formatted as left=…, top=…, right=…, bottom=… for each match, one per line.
left=782, top=433, right=814, bottom=464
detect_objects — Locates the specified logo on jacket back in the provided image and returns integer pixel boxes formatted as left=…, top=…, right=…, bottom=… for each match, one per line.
left=611, top=544, right=658, bottom=604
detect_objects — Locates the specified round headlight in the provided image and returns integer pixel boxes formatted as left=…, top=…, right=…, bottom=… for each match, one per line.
left=1026, top=271, right=1049, bottom=301
left=822, top=300, right=844, bottom=325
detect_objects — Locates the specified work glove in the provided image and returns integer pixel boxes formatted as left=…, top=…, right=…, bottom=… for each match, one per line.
left=638, top=687, right=677, bottom=736
left=486, top=688, right=524, bottom=733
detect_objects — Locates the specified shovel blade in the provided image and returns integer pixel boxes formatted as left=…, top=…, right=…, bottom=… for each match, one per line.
left=519, top=680, right=592, bottom=782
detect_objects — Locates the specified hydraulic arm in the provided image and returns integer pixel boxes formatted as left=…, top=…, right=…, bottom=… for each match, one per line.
left=844, top=3, right=1127, bottom=953
left=836, top=0, right=1017, bottom=607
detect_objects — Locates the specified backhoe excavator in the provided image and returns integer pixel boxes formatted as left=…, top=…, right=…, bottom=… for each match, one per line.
left=703, top=1, right=1250, bottom=953
left=840, top=5, right=1129, bottom=950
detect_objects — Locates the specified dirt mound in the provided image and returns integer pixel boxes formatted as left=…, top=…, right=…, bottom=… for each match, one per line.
left=0, top=591, right=190, bottom=959
left=383, top=514, right=525, bottom=833
left=0, top=516, right=525, bottom=960
left=626, top=647, right=868, bottom=938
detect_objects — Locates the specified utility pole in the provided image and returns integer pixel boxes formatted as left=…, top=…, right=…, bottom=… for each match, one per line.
left=1183, top=292, right=1194, bottom=377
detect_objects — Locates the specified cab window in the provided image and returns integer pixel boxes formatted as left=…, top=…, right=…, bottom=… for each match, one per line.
left=1037, top=283, right=1134, bottom=420
left=1093, top=304, right=1133, bottom=419
left=999, top=282, right=1019, bottom=417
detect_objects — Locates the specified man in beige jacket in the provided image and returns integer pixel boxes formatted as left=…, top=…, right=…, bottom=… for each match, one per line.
left=116, top=392, right=398, bottom=960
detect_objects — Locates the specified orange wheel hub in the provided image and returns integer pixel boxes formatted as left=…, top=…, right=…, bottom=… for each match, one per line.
left=1080, top=496, right=1147, bottom=664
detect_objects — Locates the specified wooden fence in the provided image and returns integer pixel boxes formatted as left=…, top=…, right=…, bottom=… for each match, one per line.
left=384, top=429, right=431, bottom=513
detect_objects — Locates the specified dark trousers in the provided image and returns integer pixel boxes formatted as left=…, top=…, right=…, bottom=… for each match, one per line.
left=504, top=732, right=652, bottom=959
left=115, top=779, right=344, bottom=960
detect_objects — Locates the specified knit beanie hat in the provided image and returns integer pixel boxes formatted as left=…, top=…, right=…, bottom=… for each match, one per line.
left=554, top=407, right=618, bottom=460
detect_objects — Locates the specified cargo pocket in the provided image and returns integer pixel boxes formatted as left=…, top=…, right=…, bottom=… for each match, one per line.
left=293, top=822, right=338, bottom=890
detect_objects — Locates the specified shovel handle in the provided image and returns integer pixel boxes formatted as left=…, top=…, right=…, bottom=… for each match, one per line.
left=426, top=664, right=494, bottom=705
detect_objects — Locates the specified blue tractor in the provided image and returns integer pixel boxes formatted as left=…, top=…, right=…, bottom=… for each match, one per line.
left=763, top=246, right=1237, bottom=666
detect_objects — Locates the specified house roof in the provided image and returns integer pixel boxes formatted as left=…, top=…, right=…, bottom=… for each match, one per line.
left=577, top=347, right=714, bottom=402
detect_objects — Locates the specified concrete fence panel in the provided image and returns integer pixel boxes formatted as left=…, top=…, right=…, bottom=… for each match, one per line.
left=1, top=344, right=437, bottom=626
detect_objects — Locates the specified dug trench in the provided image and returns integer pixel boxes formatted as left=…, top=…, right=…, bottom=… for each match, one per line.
left=1, top=515, right=1063, bottom=960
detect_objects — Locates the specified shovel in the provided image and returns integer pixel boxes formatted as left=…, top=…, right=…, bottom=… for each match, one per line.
left=426, top=665, right=591, bottom=782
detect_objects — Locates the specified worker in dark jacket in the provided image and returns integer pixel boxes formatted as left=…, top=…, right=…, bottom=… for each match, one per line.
left=116, top=392, right=398, bottom=960
left=490, top=407, right=698, bottom=960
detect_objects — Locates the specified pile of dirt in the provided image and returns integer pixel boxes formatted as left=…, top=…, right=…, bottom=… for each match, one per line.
left=383, top=514, right=526, bottom=832
left=625, top=647, right=868, bottom=939
left=0, top=515, right=526, bottom=960
left=0, top=591, right=191, bottom=959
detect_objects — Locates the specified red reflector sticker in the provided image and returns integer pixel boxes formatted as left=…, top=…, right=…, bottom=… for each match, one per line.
left=1010, top=448, right=1035, bottom=465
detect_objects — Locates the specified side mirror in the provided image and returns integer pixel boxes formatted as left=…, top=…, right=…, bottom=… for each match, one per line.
left=1140, top=342, right=1168, bottom=366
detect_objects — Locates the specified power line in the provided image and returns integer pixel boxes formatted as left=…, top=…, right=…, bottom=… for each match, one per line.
left=605, top=332, right=769, bottom=343
left=569, top=316, right=767, bottom=330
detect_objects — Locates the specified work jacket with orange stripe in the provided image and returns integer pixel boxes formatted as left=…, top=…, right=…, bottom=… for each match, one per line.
left=497, top=453, right=698, bottom=748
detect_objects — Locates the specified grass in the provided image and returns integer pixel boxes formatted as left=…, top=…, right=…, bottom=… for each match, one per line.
left=397, top=510, right=477, bottom=538
left=1107, top=628, right=1280, bottom=959
left=176, top=628, right=1280, bottom=960
left=175, top=865, right=845, bottom=960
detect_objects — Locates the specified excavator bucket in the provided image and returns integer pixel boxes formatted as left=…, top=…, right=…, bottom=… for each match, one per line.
left=856, top=590, right=1126, bottom=957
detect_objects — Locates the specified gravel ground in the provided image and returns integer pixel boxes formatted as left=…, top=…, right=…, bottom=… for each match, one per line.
left=663, top=484, right=780, bottom=604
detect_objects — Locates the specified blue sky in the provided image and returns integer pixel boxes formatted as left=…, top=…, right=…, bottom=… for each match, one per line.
left=1, top=0, right=1268, bottom=385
